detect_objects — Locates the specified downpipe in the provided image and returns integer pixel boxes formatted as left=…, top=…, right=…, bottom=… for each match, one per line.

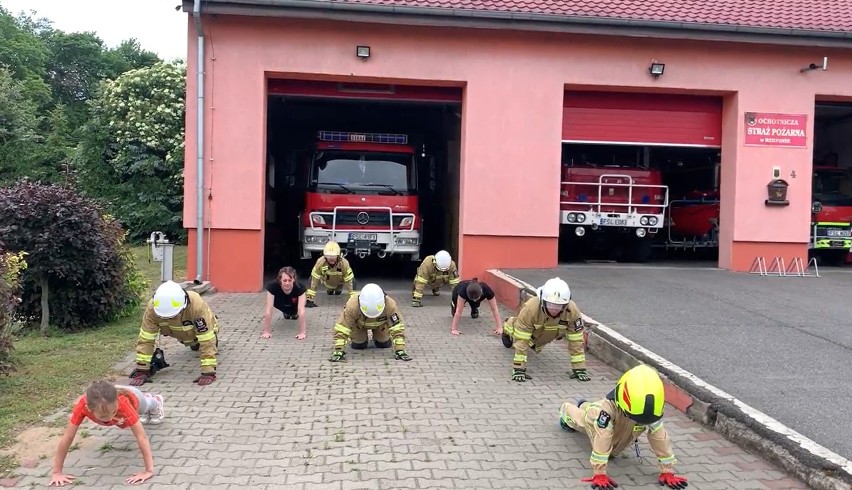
left=192, top=0, right=205, bottom=284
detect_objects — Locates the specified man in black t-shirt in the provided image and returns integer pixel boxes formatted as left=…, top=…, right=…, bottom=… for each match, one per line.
left=450, top=278, right=503, bottom=335
left=262, top=266, right=308, bottom=340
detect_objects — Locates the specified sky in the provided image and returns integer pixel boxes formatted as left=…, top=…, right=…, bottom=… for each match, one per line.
left=1, top=0, right=188, bottom=62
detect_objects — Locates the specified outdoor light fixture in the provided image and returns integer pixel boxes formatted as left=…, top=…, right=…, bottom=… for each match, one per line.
left=356, top=45, right=371, bottom=60
left=649, top=62, right=665, bottom=78
left=801, top=56, right=828, bottom=73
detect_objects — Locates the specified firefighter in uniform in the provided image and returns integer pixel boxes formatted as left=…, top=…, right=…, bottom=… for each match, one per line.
left=411, top=250, right=460, bottom=307
left=129, top=280, right=220, bottom=386
left=329, top=283, right=412, bottom=362
left=305, top=241, right=356, bottom=308
left=559, top=364, right=689, bottom=489
left=501, top=277, right=591, bottom=382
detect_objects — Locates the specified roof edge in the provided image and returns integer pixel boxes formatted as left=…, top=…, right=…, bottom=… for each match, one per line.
left=184, top=0, right=852, bottom=48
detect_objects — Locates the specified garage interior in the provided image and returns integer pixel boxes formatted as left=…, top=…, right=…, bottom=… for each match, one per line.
left=558, top=90, right=724, bottom=264
left=263, top=79, right=463, bottom=279
left=811, top=101, right=852, bottom=266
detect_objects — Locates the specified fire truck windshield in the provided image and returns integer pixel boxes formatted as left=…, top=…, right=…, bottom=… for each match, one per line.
left=813, top=168, right=852, bottom=205
left=312, top=151, right=415, bottom=194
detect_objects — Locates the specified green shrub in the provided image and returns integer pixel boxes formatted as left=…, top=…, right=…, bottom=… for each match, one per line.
left=0, top=241, right=27, bottom=374
left=0, top=180, right=145, bottom=332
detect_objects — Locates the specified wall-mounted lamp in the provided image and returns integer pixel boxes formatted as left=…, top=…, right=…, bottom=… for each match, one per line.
left=800, top=56, right=828, bottom=73
left=356, top=45, right=371, bottom=61
left=649, top=62, right=665, bottom=78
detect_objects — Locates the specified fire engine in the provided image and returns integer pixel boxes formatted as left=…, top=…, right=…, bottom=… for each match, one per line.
left=560, top=163, right=669, bottom=261
left=299, top=130, right=422, bottom=261
left=662, top=165, right=852, bottom=265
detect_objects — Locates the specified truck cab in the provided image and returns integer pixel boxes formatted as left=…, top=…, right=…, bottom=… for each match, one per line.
left=560, top=163, right=669, bottom=262
left=300, top=131, right=421, bottom=261
left=810, top=165, right=852, bottom=265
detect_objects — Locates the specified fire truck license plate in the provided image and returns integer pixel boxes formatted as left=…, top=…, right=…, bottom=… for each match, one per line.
left=600, top=218, right=628, bottom=226
left=351, top=233, right=377, bottom=241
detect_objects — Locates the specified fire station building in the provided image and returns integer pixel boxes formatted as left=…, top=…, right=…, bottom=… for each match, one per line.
left=180, top=0, right=852, bottom=292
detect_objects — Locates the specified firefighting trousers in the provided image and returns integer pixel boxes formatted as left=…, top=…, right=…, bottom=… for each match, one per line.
left=412, top=276, right=450, bottom=300
left=332, top=323, right=405, bottom=351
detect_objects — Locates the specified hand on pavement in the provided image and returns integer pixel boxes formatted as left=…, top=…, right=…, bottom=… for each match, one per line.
left=295, top=333, right=306, bottom=340
left=658, top=473, right=688, bottom=489
left=49, top=473, right=76, bottom=486
left=451, top=329, right=461, bottom=336
left=125, top=471, right=154, bottom=485
left=261, top=331, right=271, bottom=339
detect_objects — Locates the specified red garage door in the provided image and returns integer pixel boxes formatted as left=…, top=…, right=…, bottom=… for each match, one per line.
left=563, top=91, right=723, bottom=147
left=269, top=79, right=463, bottom=103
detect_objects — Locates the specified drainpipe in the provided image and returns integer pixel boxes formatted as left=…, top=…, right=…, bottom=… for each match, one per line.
left=192, top=0, right=205, bottom=284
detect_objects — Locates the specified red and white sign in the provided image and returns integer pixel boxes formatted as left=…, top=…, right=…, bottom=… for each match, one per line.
left=744, top=112, right=808, bottom=148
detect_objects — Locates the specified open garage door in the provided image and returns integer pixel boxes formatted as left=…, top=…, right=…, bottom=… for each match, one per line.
left=563, top=91, right=722, bottom=147
left=264, top=79, right=462, bottom=278
left=559, top=91, right=723, bottom=263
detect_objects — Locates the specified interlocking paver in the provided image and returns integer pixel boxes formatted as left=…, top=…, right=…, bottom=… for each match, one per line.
left=10, top=279, right=806, bottom=489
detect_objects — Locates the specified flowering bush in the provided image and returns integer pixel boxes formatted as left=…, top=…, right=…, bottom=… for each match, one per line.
left=0, top=242, right=27, bottom=374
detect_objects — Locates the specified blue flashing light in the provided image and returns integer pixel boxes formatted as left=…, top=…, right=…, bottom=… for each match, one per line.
left=641, top=195, right=650, bottom=203
left=318, top=130, right=409, bottom=145
left=578, top=194, right=588, bottom=202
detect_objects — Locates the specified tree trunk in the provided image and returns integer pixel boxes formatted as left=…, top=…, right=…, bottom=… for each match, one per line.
left=40, top=276, right=49, bottom=336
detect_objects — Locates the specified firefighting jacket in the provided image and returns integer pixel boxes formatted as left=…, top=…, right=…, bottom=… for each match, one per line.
left=413, top=255, right=460, bottom=299
left=505, top=296, right=586, bottom=370
left=308, top=256, right=355, bottom=298
left=135, top=291, right=219, bottom=374
left=333, top=295, right=406, bottom=351
left=577, top=399, right=677, bottom=475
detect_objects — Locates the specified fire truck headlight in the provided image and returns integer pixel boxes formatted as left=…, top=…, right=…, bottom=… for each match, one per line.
left=636, top=228, right=647, bottom=238
left=399, top=217, right=413, bottom=227
left=649, top=216, right=658, bottom=226
left=576, top=213, right=586, bottom=223
left=311, top=215, right=326, bottom=225
left=567, top=213, right=577, bottom=223
left=640, top=216, right=649, bottom=226
left=575, top=226, right=585, bottom=237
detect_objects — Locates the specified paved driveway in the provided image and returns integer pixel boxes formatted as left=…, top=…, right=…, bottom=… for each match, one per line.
left=10, top=278, right=804, bottom=489
left=505, top=263, right=852, bottom=461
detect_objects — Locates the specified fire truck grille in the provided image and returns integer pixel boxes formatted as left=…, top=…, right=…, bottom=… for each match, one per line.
left=330, top=211, right=407, bottom=227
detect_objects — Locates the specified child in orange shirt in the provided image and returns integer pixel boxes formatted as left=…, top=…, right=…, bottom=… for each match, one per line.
left=48, top=380, right=165, bottom=487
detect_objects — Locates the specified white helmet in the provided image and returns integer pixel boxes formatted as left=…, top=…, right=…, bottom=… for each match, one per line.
left=434, top=250, right=452, bottom=271
left=358, top=283, right=386, bottom=318
left=152, top=280, right=187, bottom=318
left=538, top=277, right=571, bottom=305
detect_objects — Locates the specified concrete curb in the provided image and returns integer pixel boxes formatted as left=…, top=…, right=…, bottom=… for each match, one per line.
left=485, top=268, right=852, bottom=490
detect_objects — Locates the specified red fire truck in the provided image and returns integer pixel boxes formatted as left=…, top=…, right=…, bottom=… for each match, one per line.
left=663, top=165, right=852, bottom=265
left=299, top=130, right=422, bottom=261
left=560, top=163, right=669, bottom=261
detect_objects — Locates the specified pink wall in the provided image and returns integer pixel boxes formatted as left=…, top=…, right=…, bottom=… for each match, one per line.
left=183, top=14, right=852, bottom=284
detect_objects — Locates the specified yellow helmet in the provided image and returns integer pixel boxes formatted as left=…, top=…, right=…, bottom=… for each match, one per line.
left=608, top=364, right=665, bottom=424
left=323, top=241, right=341, bottom=257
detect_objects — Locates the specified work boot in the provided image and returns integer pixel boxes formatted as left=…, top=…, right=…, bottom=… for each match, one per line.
left=470, top=309, right=479, bottom=319
left=283, top=313, right=298, bottom=320
left=501, top=332, right=513, bottom=348
left=189, top=342, right=200, bottom=351
left=432, top=288, right=440, bottom=296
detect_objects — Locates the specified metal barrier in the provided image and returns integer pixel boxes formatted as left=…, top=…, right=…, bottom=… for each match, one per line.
left=560, top=173, right=670, bottom=215
left=748, top=256, right=820, bottom=277
left=308, top=206, right=416, bottom=256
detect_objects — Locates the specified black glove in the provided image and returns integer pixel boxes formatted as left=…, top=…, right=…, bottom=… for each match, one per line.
left=394, top=350, right=412, bottom=361
left=305, top=299, right=317, bottom=308
left=329, top=351, right=346, bottom=362
left=511, top=368, right=532, bottom=382
left=570, top=368, right=592, bottom=382
left=194, top=373, right=216, bottom=385
left=129, top=369, right=149, bottom=386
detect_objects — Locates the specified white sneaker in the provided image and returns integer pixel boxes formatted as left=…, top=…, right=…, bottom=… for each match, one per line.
left=138, top=412, right=150, bottom=425
left=146, top=394, right=165, bottom=424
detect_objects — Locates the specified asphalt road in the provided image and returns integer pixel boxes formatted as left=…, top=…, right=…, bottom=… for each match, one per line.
left=504, top=262, right=852, bottom=460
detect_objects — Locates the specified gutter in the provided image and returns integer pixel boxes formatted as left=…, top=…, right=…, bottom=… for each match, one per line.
left=192, top=0, right=205, bottom=284
left=187, top=0, right=852, bottom=48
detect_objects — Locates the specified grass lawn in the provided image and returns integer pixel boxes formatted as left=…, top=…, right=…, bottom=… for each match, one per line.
left=0, top=244, right=187, bottom=476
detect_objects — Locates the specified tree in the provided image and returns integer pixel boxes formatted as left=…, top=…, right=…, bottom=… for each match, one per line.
left=0, top=180, right=147, bottom=333
left=0, top=241, right=27, bottom=374
left=76, top=62, right=187, bottom=241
